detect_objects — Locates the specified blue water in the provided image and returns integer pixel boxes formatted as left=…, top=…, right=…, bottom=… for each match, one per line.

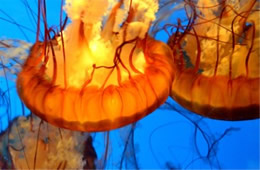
left=0, top=0, right=259, bottom=169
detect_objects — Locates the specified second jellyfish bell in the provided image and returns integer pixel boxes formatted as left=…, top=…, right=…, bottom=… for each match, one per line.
left=168, top=0, right=260, bottom=120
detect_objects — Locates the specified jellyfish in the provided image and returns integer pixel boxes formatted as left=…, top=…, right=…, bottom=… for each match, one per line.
left=0, top=0, right=259, bottom=169
left=167, top=0, right=260, bottom=120
left=0, top=115, right=89, bottom=169
left=16, top=0, right=174, bottom=132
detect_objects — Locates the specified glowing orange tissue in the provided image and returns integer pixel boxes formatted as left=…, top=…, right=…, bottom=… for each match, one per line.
left=16, top=0, right=174, bottom=132
left=169, top=0, right=259, bottom=120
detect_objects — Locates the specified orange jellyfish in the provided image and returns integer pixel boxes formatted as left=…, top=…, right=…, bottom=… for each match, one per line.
left=168, top=0, right=259, bottom=120
left=16, top=0, right=174, bottom=132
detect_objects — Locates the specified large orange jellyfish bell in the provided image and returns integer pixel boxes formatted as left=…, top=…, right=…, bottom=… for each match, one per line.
left=169, top=0, right=259, bottom=120
left=16, top=0, right=174, bottom=132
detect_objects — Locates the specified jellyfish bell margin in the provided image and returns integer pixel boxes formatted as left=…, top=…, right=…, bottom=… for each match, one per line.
left=16, top=0, right=174, bottom=132
left=16, top=38, right=174, bottom=132
left=168, top=0, right=260, bottom=121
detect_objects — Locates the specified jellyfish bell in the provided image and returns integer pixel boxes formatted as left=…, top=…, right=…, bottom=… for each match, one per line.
left=168, top=0, right=260, bottom=120
left=16, top=0, right=174, bottom=132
